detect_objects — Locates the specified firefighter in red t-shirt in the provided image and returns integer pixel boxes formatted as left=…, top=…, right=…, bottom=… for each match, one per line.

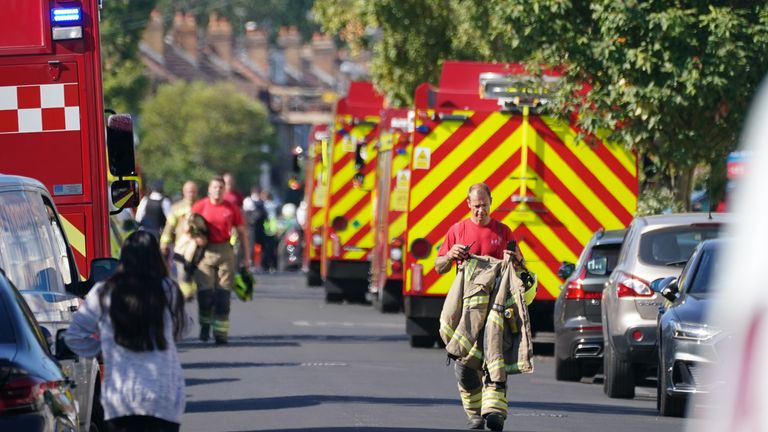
left=191, top=176, right=250, bottom=344
left=435, top=182, right=523, bottom=431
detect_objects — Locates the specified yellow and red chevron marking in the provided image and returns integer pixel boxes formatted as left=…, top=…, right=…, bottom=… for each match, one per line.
left=384, top=131, right=410, bottom=280
left=60, top=212, right=89, bottom=280
left=304, top=127, right=329, bottom=263
left=404, top=109, right=637, bottom=300
left=323, top=115, right=380, bottom=263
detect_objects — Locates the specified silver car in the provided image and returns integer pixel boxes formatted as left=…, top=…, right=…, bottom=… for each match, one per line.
left=601, top=212, right=726, bottom=399
left=655, top=239, right=724, bottom=417
left=554, top=228, right=625, bottom=381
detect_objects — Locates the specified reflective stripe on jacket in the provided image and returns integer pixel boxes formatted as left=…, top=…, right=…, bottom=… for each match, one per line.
left=439, top=256, right=535, bottom=381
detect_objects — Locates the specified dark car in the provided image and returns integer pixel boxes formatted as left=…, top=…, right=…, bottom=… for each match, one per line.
left=654, top=239, right=724, bottom=417
left=0, top=270, right=78, bottom=431
left=554, top=228, right=626, bottom=381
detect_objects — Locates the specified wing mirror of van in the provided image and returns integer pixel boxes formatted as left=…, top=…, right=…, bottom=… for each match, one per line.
left=110, top=180, right=140, bottom=214
left=106, top=113, right=137, bottom=177
left=557, top=261, right=575, bottom=279
left=90, top=258, right=119, bottom=283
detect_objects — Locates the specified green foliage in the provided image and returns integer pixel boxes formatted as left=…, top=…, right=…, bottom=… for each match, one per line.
left=314, top=0, right=768, bottom=207
left=100, top=0, right=157, bottom=113
left=138, top=81, right=274, bottom=195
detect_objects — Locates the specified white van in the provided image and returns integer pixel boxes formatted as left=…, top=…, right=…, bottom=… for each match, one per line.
left=0, top=174, right=111, bottom=432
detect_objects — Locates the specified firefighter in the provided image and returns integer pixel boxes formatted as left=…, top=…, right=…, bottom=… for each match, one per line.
left=135, top=179, right=172, bottom=239
left=191, top=176, right=250, bottom=345
left=435, top=182, right=524, bottom=431
left=160, top=180, right=199, bottom=299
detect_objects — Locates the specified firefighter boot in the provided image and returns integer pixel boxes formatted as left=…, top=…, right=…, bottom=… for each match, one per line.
left=212, top=288, right=231, bottom=345
left=484, top=413, right=504, bottom=431
left=467, top=415, right=484, bottom=430
left=197, top=288, right=215, bottom=342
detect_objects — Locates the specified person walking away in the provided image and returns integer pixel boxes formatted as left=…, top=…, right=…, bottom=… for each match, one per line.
left=261, top=191, right=279, bottom=273
left=435, top=183, right=524, bottom=431
left=160, top=180, right=199, bottom=299
left=191, top=176, right=250, bottom=344
left=243, top=185, right=266, bottom=271
left=135, top=179, right=172, bottom=239
left=64, top=231, right=187, bottom=432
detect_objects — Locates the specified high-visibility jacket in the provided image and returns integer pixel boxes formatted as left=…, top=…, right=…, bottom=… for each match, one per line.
left=439, top=256, right=536, bottom=382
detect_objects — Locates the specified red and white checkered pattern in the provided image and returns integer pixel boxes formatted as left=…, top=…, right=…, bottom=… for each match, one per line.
left=0, top=83, right=80, bottom=134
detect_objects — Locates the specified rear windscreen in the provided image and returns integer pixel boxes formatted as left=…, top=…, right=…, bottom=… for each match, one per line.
left=586, top=243, right=622, bottom=276
left=639, top=226, right=721, bottom=266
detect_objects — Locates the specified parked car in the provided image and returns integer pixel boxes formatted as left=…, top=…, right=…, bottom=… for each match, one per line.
left=601, top=212, right=726, bottom=399
left=654, top=239, right=724, bottom=417
left=0, top=174, right=115, bottom=431
left=554, top=228, right=626, bottom=381
left=0, top=269, right=78, bottom=431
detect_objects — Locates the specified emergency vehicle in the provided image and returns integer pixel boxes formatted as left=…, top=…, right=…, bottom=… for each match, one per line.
left=320, top=81, right=384, bottom=302
left=303, top=123, right=329, bottom=286
left=369, top=108, right=412, bottom=312
left=0, top=0, right=139, bottom=277
left=403, top=61, right=638, bottom=347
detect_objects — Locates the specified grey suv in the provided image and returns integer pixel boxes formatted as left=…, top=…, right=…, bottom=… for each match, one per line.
left=554, top=228, right=625, bottom=381
left=601, top=213, right=726, bottom=398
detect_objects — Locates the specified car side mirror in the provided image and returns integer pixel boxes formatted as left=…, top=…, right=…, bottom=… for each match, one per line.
left=651, top=276, right=679, bottom=301
left=90, top=258, right=119, bottom=284
left=40, top=326, right=54, bottom=351
left=557, top=261, right=575, bottom=279
left=55, top=330, right=78, bottom=361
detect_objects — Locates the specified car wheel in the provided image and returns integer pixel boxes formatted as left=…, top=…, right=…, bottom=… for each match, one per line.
left=555, top=355, right=581, bottom=382
left=659, top=362, right=686, bottom=417
left=409, top=335, right=435, bottom=348
left=603, top=341, right=635, bottom=398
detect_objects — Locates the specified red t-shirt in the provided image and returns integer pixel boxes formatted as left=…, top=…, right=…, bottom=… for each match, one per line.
left=437, top=218, right=515, bottom=260
left=191, top=198, right=244, bottom=244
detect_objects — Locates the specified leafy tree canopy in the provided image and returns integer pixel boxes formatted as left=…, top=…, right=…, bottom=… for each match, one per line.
left=138, top=81, right=274, bottom=195
left=314, top=0, right=768, bottom=204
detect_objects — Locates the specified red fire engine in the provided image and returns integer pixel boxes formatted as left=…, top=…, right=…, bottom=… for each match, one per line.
left=303, top=123, right=329, bottom=286
left=0, top=0, right=138, bottom=278
left=369, top=108, right=412, bottom=312
left=402, top=61, right=638, bottom=347
left=320, top=81, right=384, bottom=302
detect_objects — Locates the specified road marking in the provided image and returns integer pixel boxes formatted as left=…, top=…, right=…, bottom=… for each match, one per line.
left=293, top=320, right=404, bottom=329
left=300, top=362, right=349, bottom=367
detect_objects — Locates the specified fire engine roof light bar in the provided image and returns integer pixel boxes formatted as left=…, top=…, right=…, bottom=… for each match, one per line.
left=52, top=7, right=82, bottom=23
left=479, top=72, right=560, bottom=111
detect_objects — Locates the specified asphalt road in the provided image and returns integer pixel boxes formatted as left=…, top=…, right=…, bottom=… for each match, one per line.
left=178, top=273, right=690, bottom=432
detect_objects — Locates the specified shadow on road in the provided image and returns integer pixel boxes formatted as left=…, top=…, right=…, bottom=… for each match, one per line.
left=179, top=334, right=407, bottom=349
left=226, top=428, right=497, bottom=432
left=186, top=395, right=458, bottom=413
left=509, top=400, right=657, bottom=417
left=182, top=361, right=300, bottom=369
left=185, top=377, right=240, bottom=387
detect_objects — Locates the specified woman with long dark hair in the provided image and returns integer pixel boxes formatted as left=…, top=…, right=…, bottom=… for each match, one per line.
left=65, top=230, right=187, bottom=432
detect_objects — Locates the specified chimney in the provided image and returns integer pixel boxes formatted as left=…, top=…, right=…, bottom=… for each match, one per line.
left=142, top=9, right=164, bottom=57
left=244, top=22, right=269, bottom=75
left=278, top=26, right=302, bottom=76
left=207, top=13, right=232, bottom=62
left=173, top=12, right=198, bottom=61
left=311, top=33, right=337, bottom=78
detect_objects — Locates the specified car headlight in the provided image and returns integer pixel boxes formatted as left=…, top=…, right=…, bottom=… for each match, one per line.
left=672, top=322, right=721, bottom=341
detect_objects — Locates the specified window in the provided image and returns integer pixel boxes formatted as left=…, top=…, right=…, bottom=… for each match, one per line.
left=639, top=225, right=721, bottom=266
left=0, top=282, right=15, bottom=343
left=41, top=196, right=74, bottom=285
left=586, top=244, right=621, bottom=276
left=689, top=249, right=718, bottom=295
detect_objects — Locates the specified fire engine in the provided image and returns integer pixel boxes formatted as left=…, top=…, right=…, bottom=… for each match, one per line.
left=369, top=108, right=412, bottom=312
left=303, top=123, right=329, bottom=286
left=403, top=61, right=638, bottom=347
left=320, top=81, right=384, bottom=302
left=0, top=0, right=139, bottom=277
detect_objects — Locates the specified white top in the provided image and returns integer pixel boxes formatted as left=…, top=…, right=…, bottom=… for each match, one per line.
left=64, top=279, right=185, bottom=423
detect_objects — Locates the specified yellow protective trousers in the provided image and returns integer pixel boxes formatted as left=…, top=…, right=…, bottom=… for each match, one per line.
left=454, top=361, right=507, bottom=419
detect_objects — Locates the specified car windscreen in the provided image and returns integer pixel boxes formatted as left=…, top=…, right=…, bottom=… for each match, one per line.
left=688, top=249, right=718, bottom=295
left=639, top=225, right=721, bottom=266
left=585, top=243, right=622, bottom=276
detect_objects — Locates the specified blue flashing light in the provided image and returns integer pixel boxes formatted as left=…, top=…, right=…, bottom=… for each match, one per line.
left=416, top=124, right=431, bottom=134
left=52, top=7, right=82, bottom=24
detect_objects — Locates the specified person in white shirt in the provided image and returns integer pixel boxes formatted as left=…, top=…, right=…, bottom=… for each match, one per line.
left=65, top=230, right=188, bottom=432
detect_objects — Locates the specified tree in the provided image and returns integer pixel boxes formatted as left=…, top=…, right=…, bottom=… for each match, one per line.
left=313, top=0, right=768, bottom=207
left=100, top=0, right=157, bottom=113
left=138, top=81, right=274, bottom=195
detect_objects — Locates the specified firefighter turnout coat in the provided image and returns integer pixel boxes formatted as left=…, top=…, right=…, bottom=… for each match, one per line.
left=439, top=256, right=536, bottom=381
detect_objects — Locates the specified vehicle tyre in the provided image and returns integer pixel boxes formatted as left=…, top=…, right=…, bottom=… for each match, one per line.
left=659, top=362, right=686, bottom=417
left=603, top=341, right=635, bottom=399
left=376, top=282, right=401, bottom=313
left=306, top=268, right=322, bottom=287
left=409, top=335, right=435, bottom=348
left=555, top=356, right=581, bottom=382
left=325, top=291, right=344, bottom=303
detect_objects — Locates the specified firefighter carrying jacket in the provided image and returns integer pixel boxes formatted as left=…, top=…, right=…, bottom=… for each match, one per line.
left=439, top=255, right=536, bottom=430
